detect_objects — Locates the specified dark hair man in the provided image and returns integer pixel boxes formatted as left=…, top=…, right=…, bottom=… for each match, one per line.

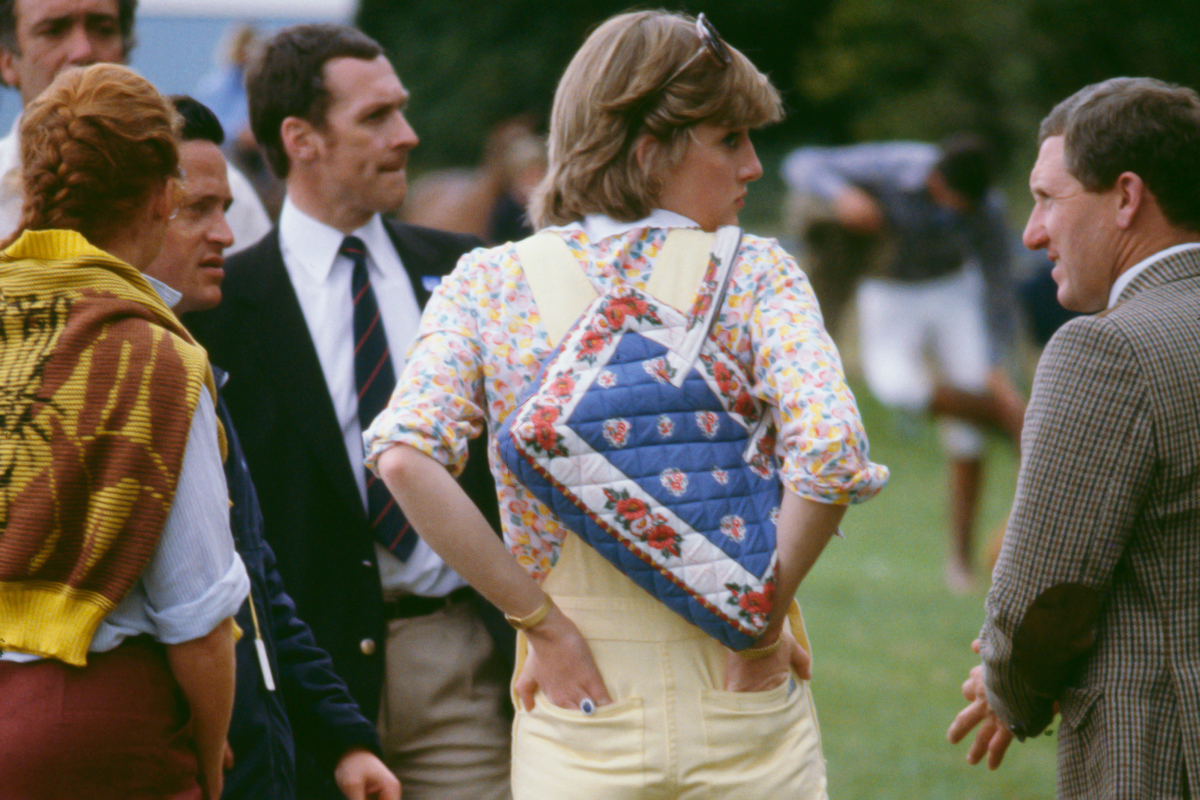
left=185, top=24, right=512, bottom=800
left=782, top=136, right=1026, bottom=593
left=140, top=94, right=399, bottom=800
left=950, top=78, right=1200, bottom=797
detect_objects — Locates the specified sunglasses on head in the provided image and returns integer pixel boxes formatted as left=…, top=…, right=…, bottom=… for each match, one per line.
left=645, top=13, right=732, bottom=101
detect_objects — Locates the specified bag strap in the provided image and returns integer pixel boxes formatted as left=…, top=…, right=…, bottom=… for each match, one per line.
left=658, top=226, right=742, bottom=382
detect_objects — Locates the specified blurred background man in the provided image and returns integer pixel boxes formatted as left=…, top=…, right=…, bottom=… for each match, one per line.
left=783, top=136, right=1026, bottom=592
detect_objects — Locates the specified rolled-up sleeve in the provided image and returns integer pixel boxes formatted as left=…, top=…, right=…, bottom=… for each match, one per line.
left=143, top=389, right=249, bottom=643
left=744, top=241, right=889, bottom=504
left=364, top=254, right=491, bottom=476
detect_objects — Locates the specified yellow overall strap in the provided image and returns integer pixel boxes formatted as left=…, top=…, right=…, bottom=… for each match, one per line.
left=513, top=233, right=597, bottom=348
left=514, top=228, right=726, bottom=347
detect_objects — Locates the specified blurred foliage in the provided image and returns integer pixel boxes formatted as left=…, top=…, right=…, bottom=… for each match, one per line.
left=356, top=0, right=832, bottom=167
left=794, top=0, right=1200, bottom=172
left=358, top=0, right=1200, bottom=177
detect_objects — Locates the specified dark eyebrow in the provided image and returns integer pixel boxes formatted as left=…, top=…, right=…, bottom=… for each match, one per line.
left=33, top=12, right=118, bottom=31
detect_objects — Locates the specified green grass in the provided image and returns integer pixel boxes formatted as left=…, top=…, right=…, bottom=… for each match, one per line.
left=799, top=383, right=1058, bottom=799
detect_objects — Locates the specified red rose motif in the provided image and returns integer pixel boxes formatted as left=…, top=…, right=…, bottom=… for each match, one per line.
left=603, top=418, right=631, bottom=448
left=534, top=425, right=559, bottom=453
left=602, top=303, right=628, bottom=328
left=712, top=362, right=735, bottom=394
left=628, top=297, right=650, bottom=317
left=615, top=497, right=647, bottom=522
left=733, top=391, right=756, bottom=417
left=579, top=330, right=609, bottom=356
left=548, top=374, right=575, bottom=397
left=531, top=406, right=559, bottom=426
left=602, top=296, right=651, bottom=328
left=645, top=524, right=677, bottom=550
left=737, top=589, right=773, bottom=617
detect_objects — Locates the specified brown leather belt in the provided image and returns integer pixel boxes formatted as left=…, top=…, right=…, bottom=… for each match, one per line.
left=381, top=586, right=474, bottom=620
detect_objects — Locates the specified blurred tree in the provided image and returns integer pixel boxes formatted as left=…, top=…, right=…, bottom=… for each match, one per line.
left=357, top=0, right=1200, bottom=181
left=356, top=0, right=832, bottom=168
left=794, top=0, right=1041, bottom=168
left=792, top=0, right=1200, bottom=173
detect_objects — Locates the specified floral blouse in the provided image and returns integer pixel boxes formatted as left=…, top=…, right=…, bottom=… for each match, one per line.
left=365, top=217, right=889, bottom=581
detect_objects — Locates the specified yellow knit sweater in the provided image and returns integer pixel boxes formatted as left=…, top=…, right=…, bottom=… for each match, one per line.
left=0, top=229, right=220, bottom=666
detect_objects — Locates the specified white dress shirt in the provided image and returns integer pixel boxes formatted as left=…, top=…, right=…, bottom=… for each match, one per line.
left=545, top=208, right=701, bottom=241
left=0, top=116, right=23, bottom=240
left=278, top=197, right=466, bottom=597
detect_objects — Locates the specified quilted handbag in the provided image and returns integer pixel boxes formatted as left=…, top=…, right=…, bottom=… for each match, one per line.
left=497, top=227, right=782, bottom=650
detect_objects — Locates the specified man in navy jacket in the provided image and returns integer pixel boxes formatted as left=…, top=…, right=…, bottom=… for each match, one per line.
left=144, top=95, right=399, bottom=800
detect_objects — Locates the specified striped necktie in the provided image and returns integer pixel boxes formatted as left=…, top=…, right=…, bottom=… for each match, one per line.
left=343, top=235, right=418, bottom=560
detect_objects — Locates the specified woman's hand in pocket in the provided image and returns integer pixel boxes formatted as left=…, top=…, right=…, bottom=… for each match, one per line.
left=723, top=626, right=811, bottom=692
left=516, top=605, right=613, bottom=712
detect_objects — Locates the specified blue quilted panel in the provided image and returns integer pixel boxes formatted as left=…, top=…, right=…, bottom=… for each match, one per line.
left=498, top=290, right=781, bottom=651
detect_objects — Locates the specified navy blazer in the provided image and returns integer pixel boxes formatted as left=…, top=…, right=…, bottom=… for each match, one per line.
left=215, top=368, right=380, bottom=800
left=185, top=220, right=509, bottom=736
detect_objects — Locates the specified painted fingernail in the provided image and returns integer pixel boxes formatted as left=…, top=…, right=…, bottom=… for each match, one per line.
left=580, top=697, right=596, bottom=715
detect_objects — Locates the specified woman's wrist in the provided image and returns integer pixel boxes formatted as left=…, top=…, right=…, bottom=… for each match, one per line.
left=505, top=595, right=556, bottom=631
left=737, top=628, right=784, bottom=661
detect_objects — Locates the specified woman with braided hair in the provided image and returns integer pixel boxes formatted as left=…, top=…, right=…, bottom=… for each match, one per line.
left=0, top=63, right=248, bottom=799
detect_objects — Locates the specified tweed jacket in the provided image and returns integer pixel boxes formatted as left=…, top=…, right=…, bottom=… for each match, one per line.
left=980, top=246, right=1200, bottom=798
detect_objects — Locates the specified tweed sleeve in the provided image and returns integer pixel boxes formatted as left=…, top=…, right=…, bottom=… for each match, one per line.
left=980, top=314, right=1154, bottom=737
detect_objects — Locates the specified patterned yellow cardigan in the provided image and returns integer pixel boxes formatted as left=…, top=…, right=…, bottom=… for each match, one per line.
left=0, top=229, right=221, bottom=666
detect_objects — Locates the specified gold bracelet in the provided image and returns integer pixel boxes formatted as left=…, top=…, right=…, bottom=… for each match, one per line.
left=504, top=596, right=555, bottom=631
left=737, top=632, right=784, bottom=661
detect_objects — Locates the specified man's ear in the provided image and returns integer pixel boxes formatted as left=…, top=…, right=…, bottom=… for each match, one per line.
left=156, top=177, right=178, bottom=221
left=1114, top=171, right=1147, bottom=230
left=0, top=49, right=21, bottom=90
left=281, top=116, right=320, bottom=165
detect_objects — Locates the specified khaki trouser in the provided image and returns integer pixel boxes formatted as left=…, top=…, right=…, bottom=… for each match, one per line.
left=512, top=534, right=828, bottom=799
left=377, top=598, right=512, bottom=800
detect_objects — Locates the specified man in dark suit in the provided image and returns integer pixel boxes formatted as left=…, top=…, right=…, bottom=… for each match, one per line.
left=185, top=24, right=511, bottom=800
left=948, top=77, right=1200, bottom=797
left=148, top=95, right=398, bottom=800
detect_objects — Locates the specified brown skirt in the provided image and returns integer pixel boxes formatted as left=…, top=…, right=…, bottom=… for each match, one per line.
left=0, top=636, right=201, bottom=800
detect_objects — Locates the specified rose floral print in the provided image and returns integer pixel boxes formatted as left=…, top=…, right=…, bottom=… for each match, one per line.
left=364, top=222, right=888, bottom=582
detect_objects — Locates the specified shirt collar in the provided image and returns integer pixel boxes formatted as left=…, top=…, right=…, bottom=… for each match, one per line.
left=545, top=209, right=701, bottom=242
left=143, top=272, right=183, bottom=309
left=1108, top=242, right=1200, bottom=308
left=280, top=196, right=392, bottom=281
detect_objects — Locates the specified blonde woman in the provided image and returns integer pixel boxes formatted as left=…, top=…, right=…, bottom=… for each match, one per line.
left=366, top=11, right=887, bottom=798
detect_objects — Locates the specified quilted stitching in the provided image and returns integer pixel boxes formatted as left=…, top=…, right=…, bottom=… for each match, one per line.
left=498, top=281, right=781, bottom=650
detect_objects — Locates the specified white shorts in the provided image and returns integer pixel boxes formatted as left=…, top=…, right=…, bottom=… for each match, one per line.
left=856, top=266, right=990, bottom=458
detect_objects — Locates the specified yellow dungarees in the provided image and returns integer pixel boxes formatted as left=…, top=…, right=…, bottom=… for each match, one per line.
left=511, top=534, right=828, bottom=799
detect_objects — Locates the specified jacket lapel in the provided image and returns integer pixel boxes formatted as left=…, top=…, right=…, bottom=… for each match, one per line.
left=236, top=231, right=368, bottom=523
left=385, top=217, right=441, bottom=307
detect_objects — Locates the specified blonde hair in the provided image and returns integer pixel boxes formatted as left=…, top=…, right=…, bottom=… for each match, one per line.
left=6, top=63, right=180, bottom=249
left=531, top=10, right=783, bottom=228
